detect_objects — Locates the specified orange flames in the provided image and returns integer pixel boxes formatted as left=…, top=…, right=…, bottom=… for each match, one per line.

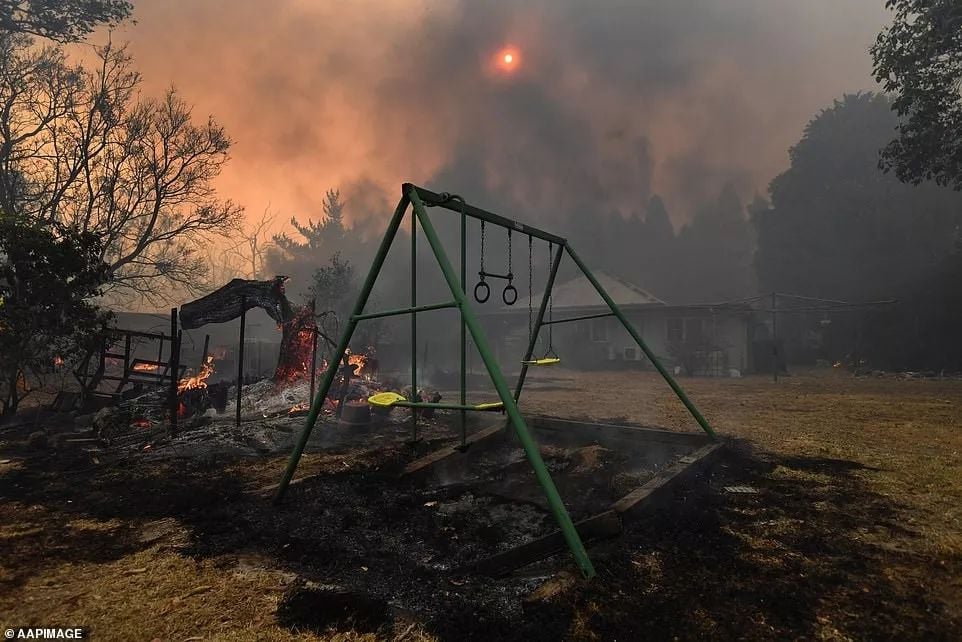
left=344, top=347, right=377, bottom=379
left=347, top=353, right=368, bottom=376
left=177, top=355, right=215, bottom=394
left=132, top=362, right=159, bottom=373
left=274, top=306, right=316, bottom=384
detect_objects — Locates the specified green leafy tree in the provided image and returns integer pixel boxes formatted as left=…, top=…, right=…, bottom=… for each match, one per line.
left=309, top=252, right=354, bottom=325
left=268, top=188, right=365, bottom=299
left=872, top=0, right=962, bottom=189
left=306, top=252, right=381, bottom=354
left=755, top=93, right=962, bottom=300
left=0, top=0, right=131, bottom=42
left=638, top=194, right=678, bottom=299
left=275, top=189, right=347, bottom=255
left=675, top=183, right=755, bottom=302
left=0, top=217, right=112, bottom=416
left=0, top=35, right=242, bottom=304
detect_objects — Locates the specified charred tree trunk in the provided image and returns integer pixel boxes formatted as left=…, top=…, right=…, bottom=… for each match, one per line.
left=179, top=276, right=292, bottom=330
left=274, top=306, right=318, bottom=383
left=181, top=276, right=303, bottom=384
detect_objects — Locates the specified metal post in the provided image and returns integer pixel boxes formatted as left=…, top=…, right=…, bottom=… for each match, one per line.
left=460, top=197, right=467, bottom=448
left=310, top=299, right=318, bottom=402
left=411, top=203, right=418, bottom=442
left=169, top=308, right=179, bottom=437
left=236, top=296, right=247, bottom=428
left=157, top=333, right=164, bottom=375
left=408, top=187, right=596, bottom=579
left=274, top=194, right=410, bottom=503
left=771, top=292, right=778, bottom=383
left=565, top=244, right=718, bottom=441
left=513, top=241, right=563, bottom=402
left=201, top=334, right=210, bottom=368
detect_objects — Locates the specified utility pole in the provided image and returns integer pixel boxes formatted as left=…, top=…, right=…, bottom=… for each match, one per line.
left=771, top=291, right=778, bottom=383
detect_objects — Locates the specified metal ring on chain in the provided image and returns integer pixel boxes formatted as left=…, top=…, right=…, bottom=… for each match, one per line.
left=474, top=280, right=490, bottom=304
left=502, top=284, right=518, bottom=306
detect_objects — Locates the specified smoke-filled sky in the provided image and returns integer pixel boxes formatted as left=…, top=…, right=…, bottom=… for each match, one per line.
left=114, top=0, right=890, bottom=232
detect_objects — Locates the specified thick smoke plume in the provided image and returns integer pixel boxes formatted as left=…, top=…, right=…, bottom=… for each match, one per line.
left=118, top=0, right=887, bottom=232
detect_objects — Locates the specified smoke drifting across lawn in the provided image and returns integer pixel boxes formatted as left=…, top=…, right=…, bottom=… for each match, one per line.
left=119, top=0, right=887, bottom=233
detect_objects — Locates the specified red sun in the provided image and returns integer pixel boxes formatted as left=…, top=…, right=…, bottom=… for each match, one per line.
left=496, top=47, right=520, bottom=72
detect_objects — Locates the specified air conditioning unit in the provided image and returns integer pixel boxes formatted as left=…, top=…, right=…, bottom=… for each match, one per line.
left=623, top=347, right=641, bottom=361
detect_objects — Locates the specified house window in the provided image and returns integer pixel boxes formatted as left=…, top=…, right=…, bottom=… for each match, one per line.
left=591, top=318, right=608, bottom=342
left=667, top=318, right=683, bottom=343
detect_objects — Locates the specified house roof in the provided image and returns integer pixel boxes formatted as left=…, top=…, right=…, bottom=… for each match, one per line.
left=496, top=270, right=666, bottom=312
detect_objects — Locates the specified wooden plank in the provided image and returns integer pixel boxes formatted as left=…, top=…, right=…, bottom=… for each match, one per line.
left=467, top=510, right=623, bottom=577
left=611, top=442, right=724, bottom=520
left=402, top=420, right=506, bottom=476
left=528, top=416, right=713, bottom=447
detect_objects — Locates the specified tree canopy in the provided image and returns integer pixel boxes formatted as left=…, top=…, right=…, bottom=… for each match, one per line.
left=754, top=92, right=962, bottom=300
left=0, top=34, right=242, bottom=304
left=872, top=0, right=962, bottom=189
left=0, top=0, right=132, bottom=42
left=0, top=216, right=112, bottom=414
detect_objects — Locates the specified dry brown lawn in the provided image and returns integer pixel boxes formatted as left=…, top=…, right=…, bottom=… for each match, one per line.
left=0, top=368, right=959, bottom=640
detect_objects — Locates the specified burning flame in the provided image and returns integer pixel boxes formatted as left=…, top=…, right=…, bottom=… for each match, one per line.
left=274, top=306, right=316, bottom=384
left=132, top=362, right=159, bottom=373
left=177, top=355, right=215, bottom=394
left=288, top=402, right=309, bottom=414
left=347, top=353, right=368, bottom=376
left=53, top=356, right=64, bottom=367
left=344, top=347, right=377, bottom=379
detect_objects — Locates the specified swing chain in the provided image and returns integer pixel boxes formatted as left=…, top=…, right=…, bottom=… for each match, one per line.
left=528, top=235, right=533, bottom=342
left=502, top=227, right=518, bottom=305
left=547, top=242, right=556, bottom=357
left=507, top=228, right=513, bottom=279
left=479, top=220, right=486, bottom=275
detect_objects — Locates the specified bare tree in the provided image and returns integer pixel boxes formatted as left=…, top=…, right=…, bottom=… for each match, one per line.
left=0, top=33, right=242, bottom=304
left=226, top=206, right=277, bottom=280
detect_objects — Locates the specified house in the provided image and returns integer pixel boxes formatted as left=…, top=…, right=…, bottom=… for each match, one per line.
left=479, top=271, right=754, bottom=375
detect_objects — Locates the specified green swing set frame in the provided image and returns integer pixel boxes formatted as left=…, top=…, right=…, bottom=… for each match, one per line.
left=273, top=183, right=718, bottom=579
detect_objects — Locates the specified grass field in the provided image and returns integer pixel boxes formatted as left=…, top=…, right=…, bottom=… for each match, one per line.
left=1, top=368, right=960, bottom=640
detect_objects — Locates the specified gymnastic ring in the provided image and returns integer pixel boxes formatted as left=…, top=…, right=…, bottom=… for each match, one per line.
left=502, top=284, right=518, bottom=306
left=474, top=281, right=490, bottom=304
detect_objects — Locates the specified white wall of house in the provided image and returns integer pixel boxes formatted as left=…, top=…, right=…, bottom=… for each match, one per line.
left=577, top=310, right=750, bottom=373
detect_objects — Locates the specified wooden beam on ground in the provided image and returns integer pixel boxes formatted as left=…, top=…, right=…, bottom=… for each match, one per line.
left=611, top=442, right=725, bottom=521
left=528, top=416, right=713, bottom=448
left=402, top=420, right=506, bottom=476
left=466, top=510, right=623, bottom=578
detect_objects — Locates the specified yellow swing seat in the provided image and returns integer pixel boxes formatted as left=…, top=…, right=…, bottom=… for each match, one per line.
left=521, top=357, right=561, bottom=366
left=472, top=401, right=504, bottom=411
left=367, top=392, right=504, bottom=412
left=367, top=391, right=407, bottom=408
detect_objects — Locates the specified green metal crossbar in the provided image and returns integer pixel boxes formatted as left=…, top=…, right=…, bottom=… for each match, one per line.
left=543, top=311, right=615, bottom=325
left=389, top=401, right=503, bottom=412
left=274, top=182, right=720, bottom=580
left=351, top=301, right=458, bottom=322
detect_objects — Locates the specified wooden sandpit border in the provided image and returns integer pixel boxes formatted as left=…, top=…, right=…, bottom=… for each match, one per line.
left=403, top=415, right=726, bottom=576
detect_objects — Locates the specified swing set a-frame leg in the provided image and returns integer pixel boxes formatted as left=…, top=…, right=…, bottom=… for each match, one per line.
left=513, top=240, right=563, bottom=403
left=408, top=186, right=597, bottom=579
left=273, top=194, right=411, bottom=504
left=564, top=244, right=718, bottom=441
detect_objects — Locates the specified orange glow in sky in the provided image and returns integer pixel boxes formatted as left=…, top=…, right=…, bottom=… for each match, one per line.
left=496, top=47, right=519, bottom=72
